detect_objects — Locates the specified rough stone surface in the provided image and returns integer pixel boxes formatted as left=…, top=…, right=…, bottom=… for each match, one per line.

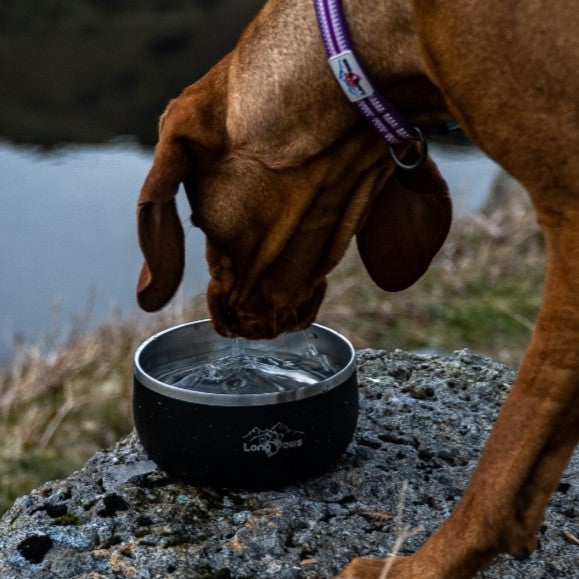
left=0, top=349, right=576, bottom=578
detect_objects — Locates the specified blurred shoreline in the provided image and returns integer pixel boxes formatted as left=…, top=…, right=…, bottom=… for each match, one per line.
left=1, top=0, right=263, bottom=147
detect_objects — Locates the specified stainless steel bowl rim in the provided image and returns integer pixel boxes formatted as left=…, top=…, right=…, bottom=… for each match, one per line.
left=134, top=320, right=356, bottom=407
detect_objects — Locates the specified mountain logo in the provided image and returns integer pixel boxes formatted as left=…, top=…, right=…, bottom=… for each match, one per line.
left=242, top=422, right=304, bottom=458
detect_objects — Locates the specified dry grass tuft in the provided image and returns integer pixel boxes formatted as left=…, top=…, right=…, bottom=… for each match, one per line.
left=379, top=481, right=423, bottom=578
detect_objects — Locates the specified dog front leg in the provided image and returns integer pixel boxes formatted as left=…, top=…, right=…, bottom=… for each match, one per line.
left=340, top=213, right=579, bottom=578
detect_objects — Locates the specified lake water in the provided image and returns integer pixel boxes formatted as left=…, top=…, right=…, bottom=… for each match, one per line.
left=0, top=140, right=209, bottom=358
left=0, top=140, right=500, bottom=359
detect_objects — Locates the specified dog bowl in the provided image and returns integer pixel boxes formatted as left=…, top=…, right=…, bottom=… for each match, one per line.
left=133, top=320, right=358, bottom=488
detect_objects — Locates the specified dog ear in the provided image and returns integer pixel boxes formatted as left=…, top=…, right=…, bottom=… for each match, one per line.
left=136, top=140, right=189, bottom=312
left=136, top=60, right=229, bottom=312
left=356, top=145, right=452, bottom=291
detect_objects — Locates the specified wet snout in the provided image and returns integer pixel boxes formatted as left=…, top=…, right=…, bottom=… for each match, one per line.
left=208, top=278, right=327, bottom=339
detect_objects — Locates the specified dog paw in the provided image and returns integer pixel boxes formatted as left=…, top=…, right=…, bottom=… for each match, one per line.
left=336, top=557, right=387, bottom=578
left=336, top=556, right=414, bottom=578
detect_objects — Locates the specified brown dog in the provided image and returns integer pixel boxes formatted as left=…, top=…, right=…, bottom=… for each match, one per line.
left=136, top=0, right=579, bottom=576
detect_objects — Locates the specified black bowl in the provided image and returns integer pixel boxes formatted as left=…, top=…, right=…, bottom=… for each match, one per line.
left=133, top=320, right=358, bottom=488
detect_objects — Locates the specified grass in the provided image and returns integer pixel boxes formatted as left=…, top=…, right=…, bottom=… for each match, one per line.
left=0, top=181, right=544, bottom=515
left=0, top=301, right=210, bottom=515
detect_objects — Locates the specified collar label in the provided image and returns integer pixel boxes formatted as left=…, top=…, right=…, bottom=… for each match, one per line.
left=329, top=50, right=375, bottom=103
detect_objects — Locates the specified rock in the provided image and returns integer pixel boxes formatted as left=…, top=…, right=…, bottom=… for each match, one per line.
left=0, top=349, right=576, bottom=578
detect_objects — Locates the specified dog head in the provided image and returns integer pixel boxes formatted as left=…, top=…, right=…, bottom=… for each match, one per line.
left=137, top=27, right=451, bottom=339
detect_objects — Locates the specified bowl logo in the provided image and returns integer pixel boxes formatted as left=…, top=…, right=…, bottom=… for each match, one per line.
left=242, top=422, right=304, bottom=458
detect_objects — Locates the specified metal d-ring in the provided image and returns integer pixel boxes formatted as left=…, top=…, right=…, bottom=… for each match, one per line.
left=388, top=127, right=428, bottom=171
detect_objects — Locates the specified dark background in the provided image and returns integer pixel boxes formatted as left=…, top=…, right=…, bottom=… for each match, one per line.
left=0, top=0, right=264, bottom=147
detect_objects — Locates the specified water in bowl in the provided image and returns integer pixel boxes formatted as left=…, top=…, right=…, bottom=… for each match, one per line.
left=156, top=341, right=339, bottom=395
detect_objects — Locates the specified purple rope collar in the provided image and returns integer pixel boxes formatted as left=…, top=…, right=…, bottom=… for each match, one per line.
left=314, top=0, right=452, bottom=168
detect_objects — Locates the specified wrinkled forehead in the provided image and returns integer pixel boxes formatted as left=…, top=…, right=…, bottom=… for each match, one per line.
left=225, top=49, right=357, bottom=163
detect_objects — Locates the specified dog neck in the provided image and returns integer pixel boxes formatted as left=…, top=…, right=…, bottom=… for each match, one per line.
left=226, top=0, right=450, bottom=167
